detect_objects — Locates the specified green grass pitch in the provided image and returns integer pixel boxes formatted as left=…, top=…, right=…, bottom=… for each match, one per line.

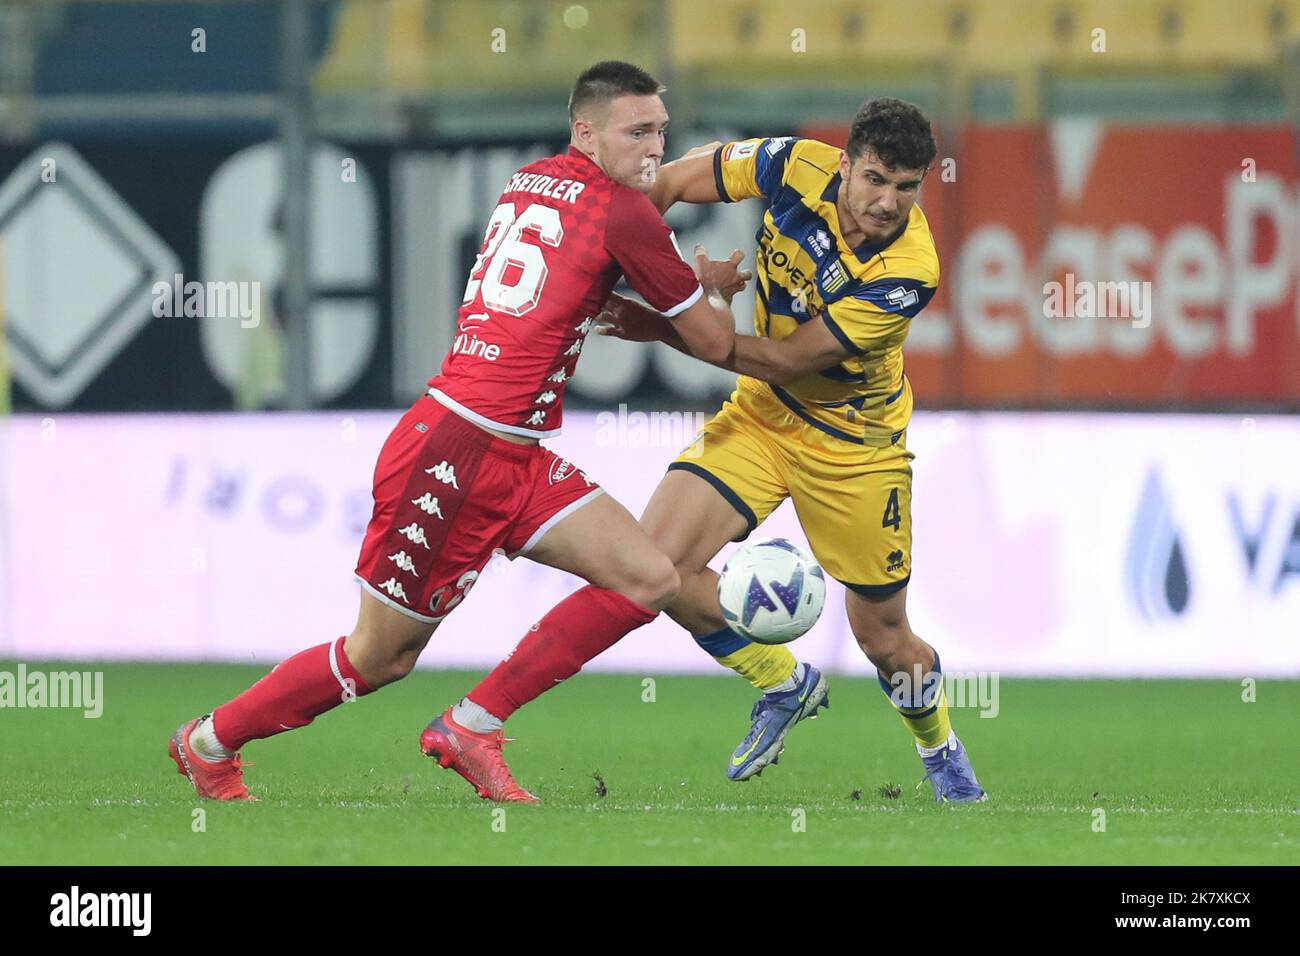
left=1, top=662, right=1296, bottom=865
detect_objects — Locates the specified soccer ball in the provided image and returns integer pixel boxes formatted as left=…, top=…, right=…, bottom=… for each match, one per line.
left=717, top=537, right=826, bottom=644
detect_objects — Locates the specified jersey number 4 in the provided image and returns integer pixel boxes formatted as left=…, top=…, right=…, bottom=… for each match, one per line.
left=882, top=488, right=901, bottom=532
left=461, top=201, right=564, bottom=316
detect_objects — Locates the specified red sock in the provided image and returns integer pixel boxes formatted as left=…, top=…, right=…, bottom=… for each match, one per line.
left=467, top=586, right=657, bottom=721
left=212, top=636, right=373, bottom=751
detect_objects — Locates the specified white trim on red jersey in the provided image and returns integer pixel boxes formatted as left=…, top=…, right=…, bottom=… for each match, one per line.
left=662, top=284, right=704, bottom=318
left=427, top=387, right=562, bottom=439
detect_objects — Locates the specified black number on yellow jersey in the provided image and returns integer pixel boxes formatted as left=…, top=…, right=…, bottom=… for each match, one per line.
left=882, top=489, right=901, bottom=532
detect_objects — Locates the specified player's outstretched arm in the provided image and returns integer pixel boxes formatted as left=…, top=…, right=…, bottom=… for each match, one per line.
left=599, top=295, right=852, bottom=387
left=650, top=142, right=724, bottom=213
left=716, top=318, right=854, bottom=385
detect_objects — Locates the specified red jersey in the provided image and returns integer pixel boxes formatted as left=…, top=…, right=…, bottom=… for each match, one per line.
left=427, top=146, right=702, bottom=437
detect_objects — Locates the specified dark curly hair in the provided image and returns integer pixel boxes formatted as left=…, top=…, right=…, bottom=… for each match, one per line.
left=846, top=98, right=937, bottom=172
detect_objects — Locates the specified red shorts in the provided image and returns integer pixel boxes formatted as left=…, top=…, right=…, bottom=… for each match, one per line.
left=355, top=395, right=603, bottom=624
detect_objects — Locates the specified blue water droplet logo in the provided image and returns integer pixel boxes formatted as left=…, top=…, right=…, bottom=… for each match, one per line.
left=1126, top=468, right=1192, bottom=620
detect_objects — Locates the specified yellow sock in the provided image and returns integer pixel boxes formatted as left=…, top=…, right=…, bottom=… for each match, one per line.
left=693, top=627, right=797, bottom=691
left=895, top=684, right=952, bottom=749
left=878, top=655, right=952, bottom=749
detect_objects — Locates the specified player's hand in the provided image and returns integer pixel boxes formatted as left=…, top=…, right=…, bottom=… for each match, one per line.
left=592, top=293, right=668, bottom=343
left=694, top=245, right=752, bottom=305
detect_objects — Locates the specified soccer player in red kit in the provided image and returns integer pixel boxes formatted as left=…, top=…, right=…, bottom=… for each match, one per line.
left=168, top=61, right=742, bottom=803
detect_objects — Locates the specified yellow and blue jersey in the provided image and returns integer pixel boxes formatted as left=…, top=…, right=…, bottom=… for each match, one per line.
left=712, top=137, right=939, bottom=446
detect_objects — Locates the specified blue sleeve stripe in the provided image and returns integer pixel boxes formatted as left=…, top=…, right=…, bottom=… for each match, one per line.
left=754, top=137, right=796, bottom=199
left=852, top=277, right=936, bottom=318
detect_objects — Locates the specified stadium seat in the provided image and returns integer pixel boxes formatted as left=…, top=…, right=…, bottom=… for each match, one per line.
left=670, top=0, right=772, bottom=76
left=1173, top=0, right=1291, bottom=66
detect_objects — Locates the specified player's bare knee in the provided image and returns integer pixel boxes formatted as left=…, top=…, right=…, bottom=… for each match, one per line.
left=647, top=559, right=682, bottom=610
left=383, top=649, right=421, bottom=686
left=345, top=612, right=434, bottom=689
left=854, top=621, right=909, bottom=666
left=664, top=566, right=712, bottom=626
left=673, top=559, right=707, bottom=584
left=622, top=556, right=680, bottom=610
left=353, top=643, right=421, bottom=689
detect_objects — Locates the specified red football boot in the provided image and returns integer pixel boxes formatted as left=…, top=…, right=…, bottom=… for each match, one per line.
left=168, top=717, right=258, bottom=801
left=420, top=708, right=540, bottom=803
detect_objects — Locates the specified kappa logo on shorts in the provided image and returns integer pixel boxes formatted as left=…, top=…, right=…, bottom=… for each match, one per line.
left=886, top=549, right=906, bottom=573
left=535, top=390, right=557, bottom=405
left=377, top=578, right=411, bottom=603
left=410, top=493, right=445, bottom=518
left=424, top=460, right=459, bottom=488
left=547, top=369, right=568, bottom=383
left=398, top=523, right=431, bottom=547
left=388, top=550, right=419, bottom=576
left=527, top=410, right=547, bottom=426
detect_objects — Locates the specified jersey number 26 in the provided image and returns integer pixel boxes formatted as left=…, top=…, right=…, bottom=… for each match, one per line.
left=461, top=201, right=564, bottom=316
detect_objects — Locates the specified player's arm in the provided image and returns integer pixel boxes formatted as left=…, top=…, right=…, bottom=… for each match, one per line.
left=670, top=296, right=735, bottom=364
left=652, top=136, right=795, bottom=214
left=650, top=142, right=723, bottom=213
left=593, top=247, right=748, bottom=364
left=670, top=271, right=934, bottom=383
left=596, top=293, right=851, bottom=386
left=663, top=246, right=750, bottom=364
left=720, top=318, right=853, bottom=385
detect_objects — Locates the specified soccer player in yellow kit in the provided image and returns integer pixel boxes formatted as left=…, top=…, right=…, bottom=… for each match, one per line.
left=597, top=99, right=986, bottom=801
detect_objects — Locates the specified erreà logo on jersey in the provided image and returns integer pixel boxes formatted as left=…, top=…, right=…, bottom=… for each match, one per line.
left=1126, top=468, right=1192, bottom=620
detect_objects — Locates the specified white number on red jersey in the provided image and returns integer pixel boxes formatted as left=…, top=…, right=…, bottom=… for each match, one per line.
left=460, top=202, right=564, bottom=316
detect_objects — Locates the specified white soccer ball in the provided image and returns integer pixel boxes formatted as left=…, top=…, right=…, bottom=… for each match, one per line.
left=717, top=537, right=826, bottom=644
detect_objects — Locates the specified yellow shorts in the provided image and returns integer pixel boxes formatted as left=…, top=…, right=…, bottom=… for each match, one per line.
left=670, top=379, right=914, bottom=596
